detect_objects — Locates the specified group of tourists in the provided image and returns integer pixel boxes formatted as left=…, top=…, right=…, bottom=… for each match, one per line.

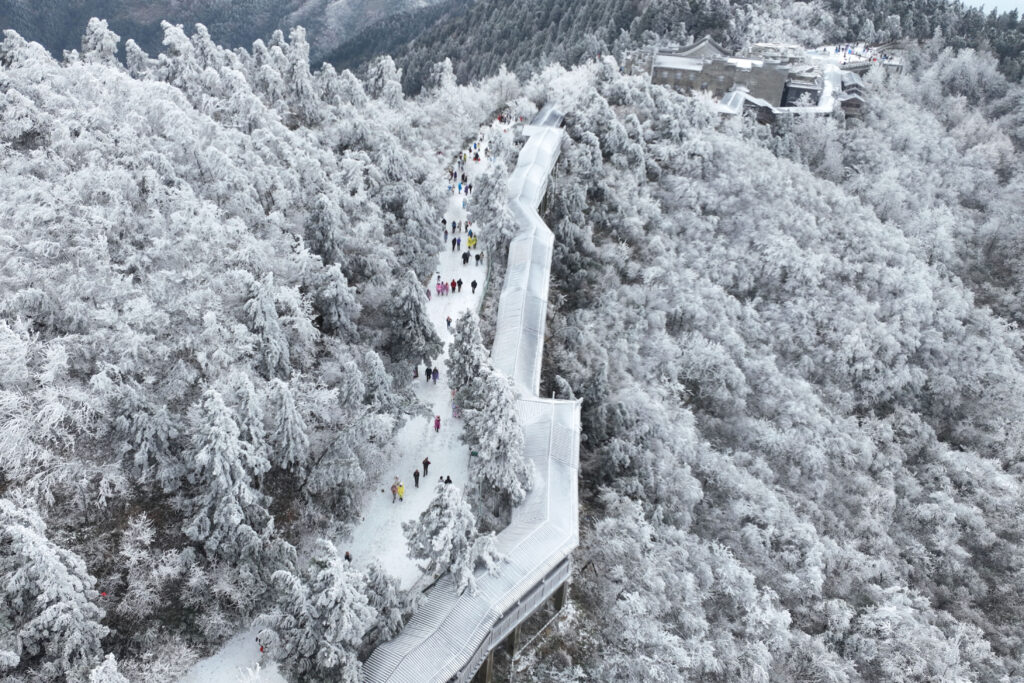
left=388, top=458, right=452, bottom=503
left=435, top=276, right=462, bottom=296
left=423, top=364, right=440, bottom=384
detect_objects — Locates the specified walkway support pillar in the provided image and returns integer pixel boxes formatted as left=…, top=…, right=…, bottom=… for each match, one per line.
left=554, top=582, right=568, bottom=612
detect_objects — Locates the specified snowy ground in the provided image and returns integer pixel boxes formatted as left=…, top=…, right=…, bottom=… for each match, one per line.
left=180, top=628, right=283, bottom=683
left=342, top=125, right=503, bottom=590
left=180, top=122, right=506, bottom=682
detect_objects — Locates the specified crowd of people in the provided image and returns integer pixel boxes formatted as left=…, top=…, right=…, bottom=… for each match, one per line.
left=399, top=137, right=490, bottom=513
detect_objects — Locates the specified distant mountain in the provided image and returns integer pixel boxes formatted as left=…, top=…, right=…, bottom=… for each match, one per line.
left=0, top=0, right=445, bottom=61
left=326, top=0, right=723, bottom=92
left=324, top=0, right=1024, bottom=91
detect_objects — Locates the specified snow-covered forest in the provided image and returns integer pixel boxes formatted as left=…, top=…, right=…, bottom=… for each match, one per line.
left=3, top=1, right=1024, bottom=680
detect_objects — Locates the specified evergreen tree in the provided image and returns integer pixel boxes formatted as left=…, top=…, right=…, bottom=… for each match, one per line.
left=232, top=373, right=269, bottom=477
left=244, top=272, right=292, bottom=380
left=258, top=539, right=373, bottom=682
left=267, top=378, right=310, bottom=473
left=88, top=654, right=129, bottom=683
left=403, top=483, right=501, bottom=593
left=183, top=390, right=270, bottom=565
left=463, top=368, right=533, bottom=510
left=472, top=160, right=519, bottom=256
left=364, top=561, right=405, bottom=646
left=80, top=18, right=119, bottom=67
left=446, top=311, right=489, bottom=401
left=365, top=55, right=403, bottom=107
left=0, top=499, right=108, bottom=679
left=385, top=270, right=443, bottom=372
left=283, top=27, right=322, bottom=127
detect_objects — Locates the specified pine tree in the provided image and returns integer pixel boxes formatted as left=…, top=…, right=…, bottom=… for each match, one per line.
left=267, top=378, right=310, bottom=472
left=387, top=270, right=443, bottom=371
left=88, top=654, right=129, bottom=683
left=365, top=55, right=403, bottom=107
left=403, top=483, right=501, bottom=593
left=80, top=18, right=120, bottom=67
left=232, top=373, right=270, bottom=479
left=244, top=272, right=292, bottom=379
left=123, top=39, right=152, bottom=79
left=447, top=311, right=489, bottom=402
left=183, top=390, right=270, bottom=564
left=364, top=561, right=405, bottom=645
left=0, top=499, right=108, bottom=679
left=463, top=368, right=533, bottom=509
left=472, top=161, right=519, bottom=256
left=283, top=27, right=322, bottom=127
left=258, top=539, right=373, bottom=682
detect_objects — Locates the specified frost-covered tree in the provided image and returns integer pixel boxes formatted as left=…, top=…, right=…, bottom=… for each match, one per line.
left=384, top=270, right=443, bottom=372
left=257, top=539, right=373, bottom=682
left=462, top=367, right=532, bottom=513
left=471, top=160, right=518, bottom=256
left=88, top=654, right=129, bottom=683
left=0, top=499, right=107, bottom=679
left=0, top=21, right=497, bottom=676
left=245, top=272, right=292, bottom=379
left=365, top=55, right=403, bottom=107
left=266, top=378, right=310, bottom=473
left=363, top=561, right=405, bottom=646
left=427, top=58, right=457, bottom=92
left=446, top=311, right=489, bottom=400
left=283, top=27, right=322, bottom=126
left=80, top=18, right=120, bottom=67
left=403, top=482, right=501, bottom=593
left=183, top=390, right=270, bottom=565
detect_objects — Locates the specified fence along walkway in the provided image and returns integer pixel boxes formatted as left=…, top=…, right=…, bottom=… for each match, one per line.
left=363, top=105, right=580, bottom=683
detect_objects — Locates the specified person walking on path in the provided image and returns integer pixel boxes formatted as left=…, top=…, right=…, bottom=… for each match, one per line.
left=391, top=481, right=398, bottom=503
left=434, top=415, right=441, bottom=432
left=452, top=237, right=457, bottom=252
left=426, top=287, right=431, bottom=301
left=436, top=281, right=442, bottom=296
left=344, top=551, right=352, bottom=562
left=475, top=253, right=481, bottom=265
left=457, top=237, right=462, bottom=249
left=413, top=469, right=420, bottom=487
left=444, top=475, right=452, bottom=485
left=471, top=280, right=477, bottom=294
left=397, top=482, right=405, bottom=501
left=462, top=251, right=470, bottom=265
left=457, top=279, right=463, bottom=292
left=432, top=368, right=439, bottom=384
left=450, top=278, right=457, bottom=293
left=422, top=457, right=431, bottom=476
left=446, top=316, right=452, bottom=330
left=425, top=365, right=432, bottom=384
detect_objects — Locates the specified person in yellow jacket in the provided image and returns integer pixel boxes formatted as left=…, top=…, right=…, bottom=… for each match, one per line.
left=397, top=482, right=405, bottom=502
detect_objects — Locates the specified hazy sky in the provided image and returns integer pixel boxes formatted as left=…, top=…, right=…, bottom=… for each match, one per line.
left=959, top=0, right=1022, bottom=12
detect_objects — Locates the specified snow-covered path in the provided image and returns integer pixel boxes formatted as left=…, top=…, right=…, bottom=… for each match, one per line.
left=343, top=128, right=499, bottom=590
left=180, top=125, right=504, bottom=683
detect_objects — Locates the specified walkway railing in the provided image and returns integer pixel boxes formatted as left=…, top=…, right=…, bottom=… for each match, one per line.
left=363, top=105, right=580, bottom=683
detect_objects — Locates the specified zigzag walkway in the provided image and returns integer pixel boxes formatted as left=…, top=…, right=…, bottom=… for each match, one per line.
left=363, top=105, right=580, bottom=683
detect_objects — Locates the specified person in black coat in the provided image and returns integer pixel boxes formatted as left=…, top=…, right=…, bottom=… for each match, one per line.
left=422, top=457, right=431, bottom=476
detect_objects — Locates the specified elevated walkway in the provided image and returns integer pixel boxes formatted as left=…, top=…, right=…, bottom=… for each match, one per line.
left=364, top=105, right=578, bottom=683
